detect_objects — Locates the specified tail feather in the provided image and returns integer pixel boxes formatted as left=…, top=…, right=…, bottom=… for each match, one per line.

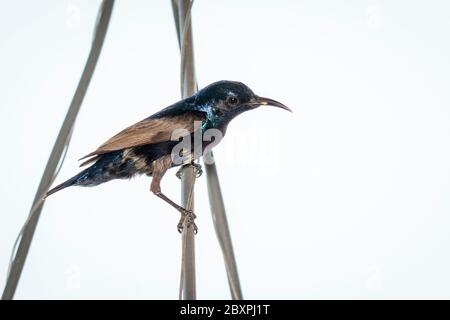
left=45, top=151, right=134, bottom=198
left=45, top=168, right=90, bottom=198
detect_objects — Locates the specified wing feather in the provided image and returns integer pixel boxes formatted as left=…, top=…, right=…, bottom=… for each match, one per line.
left=80, top=111, right=205, bottom=160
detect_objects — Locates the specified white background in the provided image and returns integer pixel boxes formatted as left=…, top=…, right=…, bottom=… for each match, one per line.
left=1, top=0, right=450, bottom=299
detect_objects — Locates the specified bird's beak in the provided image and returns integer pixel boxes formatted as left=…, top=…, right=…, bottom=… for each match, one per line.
left=255, top=96, right=292, bottom=112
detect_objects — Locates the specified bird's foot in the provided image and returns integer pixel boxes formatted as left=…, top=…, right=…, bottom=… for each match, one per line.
left=177, top=208, right=198, bottom=234
left=191, top=162, right=203, bottom=177
left=176, top=162, right=203, bottom=179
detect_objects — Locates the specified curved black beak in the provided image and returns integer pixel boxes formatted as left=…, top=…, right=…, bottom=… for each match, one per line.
left=255, top=96, right=292, bottom=112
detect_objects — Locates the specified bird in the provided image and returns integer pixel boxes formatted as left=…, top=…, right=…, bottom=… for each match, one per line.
left=46, top=80, right=291, bottom=232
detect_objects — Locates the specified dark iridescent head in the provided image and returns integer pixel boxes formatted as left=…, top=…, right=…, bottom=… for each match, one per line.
left=195, top=80, right=291, bottom=121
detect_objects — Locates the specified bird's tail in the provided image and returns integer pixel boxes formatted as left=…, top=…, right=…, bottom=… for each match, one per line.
left=45, top=151, right=128, bottom=198
left=45, top=167, right=92, bottom=198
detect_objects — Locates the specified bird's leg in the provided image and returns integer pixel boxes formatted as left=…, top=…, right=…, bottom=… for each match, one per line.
left=150, top=156, right=198, bottom=233
left=151, top=180, right=197, bottom=233
left=176, top=208, right=197, bottom=234
left=154, top=191, right=197, bottom=233
left=175, top=162, right=202, bottom=232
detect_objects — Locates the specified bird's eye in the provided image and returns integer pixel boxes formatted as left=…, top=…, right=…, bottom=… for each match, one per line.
left=227, top=96, right=239, bottom=106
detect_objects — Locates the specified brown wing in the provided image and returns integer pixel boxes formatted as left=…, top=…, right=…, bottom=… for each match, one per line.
left=79, top=111, right=206, bottom=162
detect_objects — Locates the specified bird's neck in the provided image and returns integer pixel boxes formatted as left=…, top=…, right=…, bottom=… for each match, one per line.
left=193, top=102, right=225, bottom=130
left=202, top=115, right=228, bottom=135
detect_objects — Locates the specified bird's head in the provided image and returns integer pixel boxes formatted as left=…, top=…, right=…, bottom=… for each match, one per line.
left=194, top=80, right=291, bottom=125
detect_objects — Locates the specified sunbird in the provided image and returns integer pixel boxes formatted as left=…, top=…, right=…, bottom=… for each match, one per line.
left=46, top=80, right=291, bottom=232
